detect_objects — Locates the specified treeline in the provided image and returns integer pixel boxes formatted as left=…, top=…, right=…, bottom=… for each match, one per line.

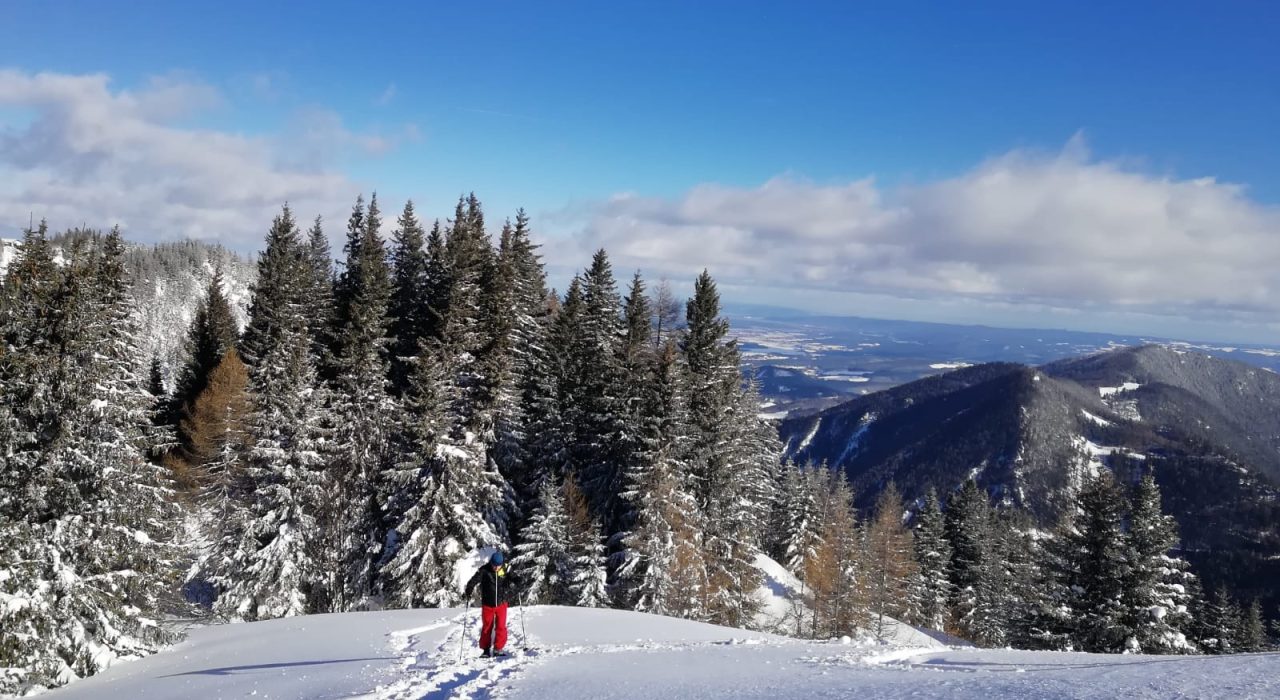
left=0, top=193, right=783, bottom=692
left=173, top=194, right=779, bottom=626
left=768, top=461, right=1273, bottom=654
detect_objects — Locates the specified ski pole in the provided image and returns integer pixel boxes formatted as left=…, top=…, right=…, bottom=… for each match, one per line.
left=519, top=590, right=528, bottom=649
left=459, top=598, right=470, bottom=662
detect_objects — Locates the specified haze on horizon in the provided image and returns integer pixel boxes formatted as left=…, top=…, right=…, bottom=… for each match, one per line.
left=1, top=1, right=1277, bottom=344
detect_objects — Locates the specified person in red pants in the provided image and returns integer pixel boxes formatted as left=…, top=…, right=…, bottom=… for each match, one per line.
left=464, top=551, right=520, bottom=657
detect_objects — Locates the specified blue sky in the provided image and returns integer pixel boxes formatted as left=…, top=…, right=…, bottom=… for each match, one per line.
left=1, top=1, right=1279, bottom=342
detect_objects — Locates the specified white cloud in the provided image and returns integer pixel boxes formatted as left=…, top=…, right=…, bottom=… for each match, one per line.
left=565, top=139, right=1280, bottom=326
left=0, top=69, right=408, bottom=247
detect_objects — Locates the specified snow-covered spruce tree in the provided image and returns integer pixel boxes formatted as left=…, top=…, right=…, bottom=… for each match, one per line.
left=478, top=218, right=526, bottom=510
left=973, top=507, right=1041, bottom=649
left=863, top=483, right=919, bottom=640
left=943, top=479, right=1000, bottom=642
left=1, top=227, right=180, bottom=694
left=511, top=476, right=575, bottom=605
left=503, top=211, right=555, bottom=506
left=316, top=193, right=397, bottom=613
left=990, top=508, right=1051, bottom=649
left=1122, top=473, right=1195, bottom=653
left=613, top=340, right=702, bottom=614
left=607, top=270, right=654, bottom=543
left=384, top=349, right=510, bottom=607
left=0, top=222, right=62, bottom=521
left=910, top=488, right=952, bottom=631
left=421, top=219, right=449, bottom=344
left=1197, top=588, right=1243, bottom=654
left=527, top=276, right=583, bottom=485
left=680, top=270, right=769, bottom=628
left=772, top=460, right=822, bottom=576
left=1056, top=471, right=1132, bottom=653
left=564, top=473, right=610, bottom=608
left=382, top=226, right=514, bottom=610
left=1238, top=599, right=1267, bottom=652
left=570, top=250, right=628, bottom=529
left=303, top=215, right=335, bottom=366
left=215, top=205, right=325, bottom=621
left=389, top=199, right=430, bottom=395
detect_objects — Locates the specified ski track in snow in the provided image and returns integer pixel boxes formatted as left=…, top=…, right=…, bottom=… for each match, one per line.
left=376, top=611, right=540, bottom=700
left=374, top=611, right=799, bottom=700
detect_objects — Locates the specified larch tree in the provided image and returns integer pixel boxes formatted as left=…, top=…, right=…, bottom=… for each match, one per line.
left=863, top=483, right=919, bottom=639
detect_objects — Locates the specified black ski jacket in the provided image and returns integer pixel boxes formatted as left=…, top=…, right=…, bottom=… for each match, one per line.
left=465, top=563, right=518, bottom=607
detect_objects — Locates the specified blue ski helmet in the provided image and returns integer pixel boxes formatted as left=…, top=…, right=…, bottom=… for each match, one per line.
left=490, top=552, right=504, bottom=566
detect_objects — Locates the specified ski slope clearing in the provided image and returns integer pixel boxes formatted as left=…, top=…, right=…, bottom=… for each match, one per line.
left=36, top=607, right=1280, bottom=700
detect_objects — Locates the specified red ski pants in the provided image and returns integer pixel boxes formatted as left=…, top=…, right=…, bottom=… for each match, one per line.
left=479, top=603, right=508, bottom=651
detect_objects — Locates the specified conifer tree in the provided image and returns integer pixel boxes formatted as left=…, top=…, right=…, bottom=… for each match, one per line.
left=775, top=460, right=822, bottom=576
left=501, top=211, right=554, bottom=504
left=479, top=220, right=522, bottom=500
left=381, top=339, right=510, bottom=607
left=181, top=349, right=251, bottom=500
left=173, top=269, right=238, bottom=414
left=511, top=476, right=575, bottom=605
left=864, top=483, right=919, bottom=639
left=572, top=250, right=628, bottom=527
left=564, top=473, right=610, bottom=608
left=681, top=270, right=767, bottom=628
left=145, top=354, right=180, bottom=461
left=421, top=220, right=448, bottom=344
left=1056, top=471, right=1132, bottom=653
left=1201, top=588, right=1243, bottom=654
left=910, top=488, right=952, bottom=631
left=614, top=341, right=705, bottom=616
left=303, top=216, right=335, bottom=363
left=321, top=193, right=395, bottom=612
left=1, top=227, right=179, bottom=693
left=1122, top=473, right=1195, bottom=653
left=389, top=199, right=429, bottom=394
left=216, top=205, right=325, bottom=621
left=1238, top=599, right=1267, bottom=652
left=805, top=471, right=865, bottom=638
left=944, top=479, right=993, bottom=639
left=148, top=355, right=167, bottom=402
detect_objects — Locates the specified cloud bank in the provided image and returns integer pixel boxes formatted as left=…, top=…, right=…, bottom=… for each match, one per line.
left=0, top=70, right=408, bottom=247
left=569, top=140, right=1280, bottom=326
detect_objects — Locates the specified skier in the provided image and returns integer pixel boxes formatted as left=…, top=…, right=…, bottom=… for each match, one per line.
left=464, top=552, right=520, bottom=657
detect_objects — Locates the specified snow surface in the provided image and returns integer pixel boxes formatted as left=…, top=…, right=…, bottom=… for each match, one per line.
left=0, top=239, right=17, bottom=276
left=929, top=362, right=973, bottom=370
left=35, top=607, right=1280, bottom=700
left=1099, top=382, right=1142, bottom=397
left=1081, top=409, right=1113, bottom=427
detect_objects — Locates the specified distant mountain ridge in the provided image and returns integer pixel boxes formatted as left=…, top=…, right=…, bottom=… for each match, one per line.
left=779, top=344, right=1280, bottom=608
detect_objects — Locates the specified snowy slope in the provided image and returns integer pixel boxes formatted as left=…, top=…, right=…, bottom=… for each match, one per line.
left=0, top=238, right=17, bottom=275
left=35, top=607, right=1280, bottom=700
